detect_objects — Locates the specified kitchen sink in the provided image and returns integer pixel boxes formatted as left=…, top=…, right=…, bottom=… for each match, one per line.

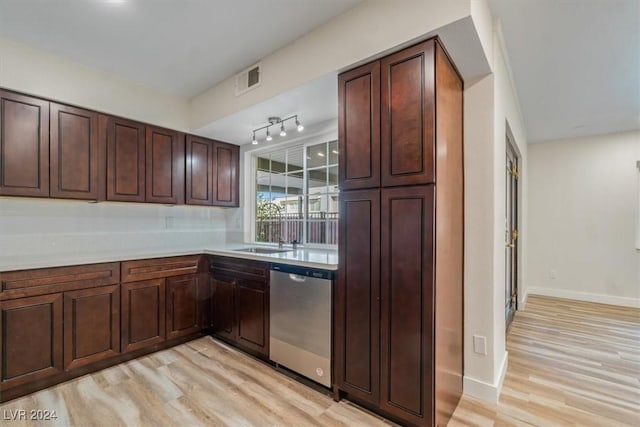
left=234, top=247, right=292, bottom=254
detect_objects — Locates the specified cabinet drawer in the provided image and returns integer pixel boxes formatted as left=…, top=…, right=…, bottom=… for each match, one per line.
left=121, top=256, right=200, bottom=283
left=0, top=263, right=120, bottom=299
left=208, top=256, right=269, bottom=282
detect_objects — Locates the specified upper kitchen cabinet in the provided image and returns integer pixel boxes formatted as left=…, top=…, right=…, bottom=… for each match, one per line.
left=107, top=119, right=184, bottom=204
left=338, top=62, right=380, bottom=191
left=338, top=40, right=437, bottom=190
left=50, top=103, right=101, bottom=200
left=0, top=90, right=50, bottom=198
left=145, top=125, right=184, bottom=204
left=186, top=135, right=239, bottom=207
left=106, top=116, right=146, bottom=202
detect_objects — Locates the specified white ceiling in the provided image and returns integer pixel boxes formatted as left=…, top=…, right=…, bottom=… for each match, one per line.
left=488, top=0, right=640, bottom=143
left=0, top=0, right=361, bottom=97
left=3, top=1, right=635, bottom=145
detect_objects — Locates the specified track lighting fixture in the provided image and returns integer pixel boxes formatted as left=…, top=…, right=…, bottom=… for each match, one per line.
left=250, top=115, right=303, bottom=145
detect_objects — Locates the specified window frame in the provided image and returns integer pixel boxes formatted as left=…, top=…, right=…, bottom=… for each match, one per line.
left=246, top=131, right=339, bottom=249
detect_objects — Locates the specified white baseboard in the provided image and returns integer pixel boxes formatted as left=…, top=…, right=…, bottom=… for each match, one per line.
left=463, top=351, right=509, bottom=403
left=527, top=287, right=640, bottom=308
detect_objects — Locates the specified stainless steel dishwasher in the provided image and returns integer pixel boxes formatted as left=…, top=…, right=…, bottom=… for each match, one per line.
left=269, top=263, right=333, bottom=387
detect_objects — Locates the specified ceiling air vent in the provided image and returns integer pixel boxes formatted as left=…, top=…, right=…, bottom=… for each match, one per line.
left=235, top=63, right=261, bottom=96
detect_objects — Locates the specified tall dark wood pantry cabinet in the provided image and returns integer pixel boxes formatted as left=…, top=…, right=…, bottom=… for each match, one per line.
left=335, top=37, right=464, bottom=427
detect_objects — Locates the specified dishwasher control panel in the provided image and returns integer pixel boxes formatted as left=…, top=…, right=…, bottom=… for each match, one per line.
left=270, top=263, right=334, bottom=280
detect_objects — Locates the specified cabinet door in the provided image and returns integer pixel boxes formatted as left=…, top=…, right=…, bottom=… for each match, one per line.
left=212, top=141, right=239, bottom=207
left=381, top=40, right=435, bottom=187
left=146, top=125, right=184, bottom=204
left=338, top=62, right=380, bottom=191
left=380, top=185, right=434, bottom=425
left=63, top=285, right=120, bottom=370
left=121, top=279, right=165, bottom=352
left=50, top=103, right=100, bottom=200
left=107, top=117, right=145, bottom=202
left=185, top=135, right=214, bottom=205
left=336, top=189, right=380, bottom=404
left=166, top=275, right=200, bottom=340
left=211, top=275, right=236, bottom=341
left=0, top=294, right=63, bottom=390
left=0, top=90, right=49, bottom=197
left=236, top=278, right=268, bottom=356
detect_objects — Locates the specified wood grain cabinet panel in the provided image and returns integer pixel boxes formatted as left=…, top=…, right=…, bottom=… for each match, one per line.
left=211, top=275, right=236, bottom=341
left=236, top=279, right=268, bottom=356
left=0, top=90, right=49, bottom=197
left=0, top=293, right=63, bottom=390
left=212, top=141, right=239, bottom=207
left=185, top=135, right=214, bottom=205
left=209, top=256, right=269, bottom=357
left=338, top=62, right=380, bottom=191
left=121, top=256, right=200, bottom=283
left=166, top=275, right=200, bottom=340
left=63, top=285, right=120, bottom=370
left=336, top=189, right=380, bottom=405
left=106, top=117, right=146, bottom=202
left=50, top=103, right=100, bottom=200
left=336, top=38, right=463, bottom=427
left=380, top=185, right=434, bottom=424
left=145, top=125, right=184, bottom=204
left=121, top=279, right=165, bottom=352
left=381, top=40, right=435, bottom=187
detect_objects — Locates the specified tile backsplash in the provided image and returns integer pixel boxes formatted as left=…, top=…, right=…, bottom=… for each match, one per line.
left=0, top=197, right=234, bottom=269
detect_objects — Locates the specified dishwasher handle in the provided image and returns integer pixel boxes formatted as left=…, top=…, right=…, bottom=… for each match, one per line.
left=288, top=274, right=307, bottom=283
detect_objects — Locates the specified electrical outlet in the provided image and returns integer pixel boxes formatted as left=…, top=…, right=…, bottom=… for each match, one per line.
left=550, top=269, right=557, bottom=279
left=473, top=335, right=487, bottom=355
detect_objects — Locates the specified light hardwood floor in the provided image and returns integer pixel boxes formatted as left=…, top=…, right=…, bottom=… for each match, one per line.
left=450, top=295, right=640, bottom=426
left=1, top=295, right=638, bottom=426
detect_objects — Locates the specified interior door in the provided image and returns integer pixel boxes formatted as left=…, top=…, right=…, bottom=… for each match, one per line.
left=505, top=140, right=519, bottom=330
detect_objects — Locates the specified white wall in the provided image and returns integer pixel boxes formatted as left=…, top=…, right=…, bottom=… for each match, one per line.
left=0, top=37, right=190, bottom=131
left=189, top=0, right=475, bottom=130
left=527, top=131, right=640, bottom=307
left=0, top=198, right=229, bottom=271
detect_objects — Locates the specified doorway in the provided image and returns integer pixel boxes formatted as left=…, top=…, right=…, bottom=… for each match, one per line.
left=505, top=131, right=519, bottom=330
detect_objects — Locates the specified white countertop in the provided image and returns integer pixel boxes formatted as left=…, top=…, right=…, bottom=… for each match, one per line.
left=204, top=244, right=338, bottom=270
left=0, top=243, right=338, bottom=272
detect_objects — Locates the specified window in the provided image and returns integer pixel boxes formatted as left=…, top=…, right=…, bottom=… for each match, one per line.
left=255, top=140, right=338, bottom=246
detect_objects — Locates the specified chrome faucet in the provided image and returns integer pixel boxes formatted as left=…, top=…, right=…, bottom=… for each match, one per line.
left=291, top=239, right=299, bottom=250
left=278, top=239, right=285, bottom=249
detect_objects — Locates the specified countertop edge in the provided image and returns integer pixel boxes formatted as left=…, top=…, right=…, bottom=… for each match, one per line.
left=0, top=246, right=338, bottom=272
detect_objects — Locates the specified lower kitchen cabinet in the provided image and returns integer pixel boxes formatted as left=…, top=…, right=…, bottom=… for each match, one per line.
left=121, top=279, right=166, bottom=352
left=209, top=256, right=269, bottom=358
left=211, top=274, right=236, bottom=341
left=63, top=285, right=120, bottom=370
left=166, top=274, right=200, bottom=340
left=236, top=278, right=268, bottom=355
left=0, top=294, right=63, bottom=391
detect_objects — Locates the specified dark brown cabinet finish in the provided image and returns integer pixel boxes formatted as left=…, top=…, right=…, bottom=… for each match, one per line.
left=236, top=279, right=268, bottom=354
left=50, top=103, right=100, bottom=200
left=381, top=41, right=435, bottom=187
left=121, top=279, right=166, bottom=352
left=380, top=185, right=434, bottom=424
left=107, top=117, right=145, bottom=202
left=166, top=274, right=200, bottom=340
left=0, top=90, right=49, bottom=197
left=185, top=135, right=214, bottom=206
left=209, top=256, right=269, bottom=357
left=212, top=141, right=239, bottom=207
left=336, top=189, right=380, bottom=405
left=146, top=125, right=184, bottom=204
left=211, top=275, right=236, bottom=341
left=336, top=38, right=463, bottom=427
left=63, top=285, right=120, bottom=370
left=0, top=293, right=63, bottom=390
left=185, top=136, right=240, bottom=207
left=338, top=62, right=380, bottom=191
